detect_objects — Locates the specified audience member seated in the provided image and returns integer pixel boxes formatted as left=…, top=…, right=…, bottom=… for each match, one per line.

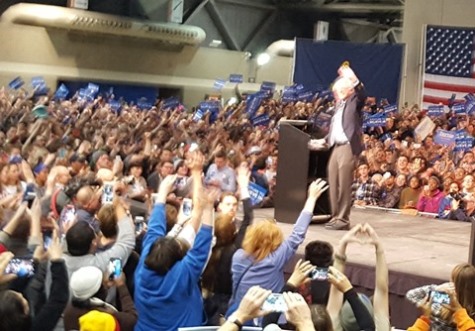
left=205, top=150, right=237, bottom=194
left=416, top=176, right=445, bottom=214
left=378, top=171, right=402, bottom=209
left=399, top=176, right=422, bottom=209
left=352, top=162, right=379, bottom=207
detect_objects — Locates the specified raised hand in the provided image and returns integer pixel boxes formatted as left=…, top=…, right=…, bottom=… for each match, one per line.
left=340, top=223, right=365, bottom=245
left=327, top=266, right=353, bottom=293
left=287, top=259, right=316, bottom=288
left=231, top=286, right=272, bottom=323
left=0, top=252, right=17, bottom=285
left=47, top=230, right=63, bottom=262
left=308, top=178, right=329, bottom=200
left=362, top=223, right=381, bottom=249
left=236, top=162, right=250, bottom=188
left=283, top=292, right=315, bottom=331
left=186, top=151, right=205, bottom=173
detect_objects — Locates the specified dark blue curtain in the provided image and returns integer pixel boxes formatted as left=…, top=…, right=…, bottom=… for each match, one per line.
left=293, top=38, right=404, bottom=103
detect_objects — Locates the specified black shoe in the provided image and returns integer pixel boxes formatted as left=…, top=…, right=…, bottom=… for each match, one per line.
left=324, top=220, right=350, bottom=230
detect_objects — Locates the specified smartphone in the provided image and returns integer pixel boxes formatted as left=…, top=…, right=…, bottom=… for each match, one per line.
left=310, top=267, right=329, bottom=281
left=22, top=184, right=36, bottom=208
left=59, top=205, right=76, bottom=237
left=102, top=181, right=114, bottom=205
left=43, top=230, right=53, bottom=250
left=134, top=216, right=145, bottom=235
left=5, top=258, right=35, bottom=277
left=261, top=293, right=288, bottom=313
left=431, top=291, right=450, bottom=305
left=182, top=198, right=193, bottom=217
left=108, top=258, right=122, bottom=281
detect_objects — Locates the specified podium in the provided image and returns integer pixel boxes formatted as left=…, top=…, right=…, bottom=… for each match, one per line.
left=274, top=121, right=331, bottom=224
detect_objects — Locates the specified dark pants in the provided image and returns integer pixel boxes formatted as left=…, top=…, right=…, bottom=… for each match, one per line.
left=327, top=144, right=356, bottom=224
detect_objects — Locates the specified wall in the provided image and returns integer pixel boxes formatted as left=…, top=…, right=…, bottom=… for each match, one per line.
left=401, top=0, right=475, bottom=105
left=0, top=23, right=293, bottom=106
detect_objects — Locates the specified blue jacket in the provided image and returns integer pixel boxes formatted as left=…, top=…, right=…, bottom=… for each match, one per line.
left=134, top=203, right=212, bottom=331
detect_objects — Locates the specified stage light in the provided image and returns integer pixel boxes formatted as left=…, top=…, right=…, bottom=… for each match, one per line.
left=256, top=53, right=270, bottom=66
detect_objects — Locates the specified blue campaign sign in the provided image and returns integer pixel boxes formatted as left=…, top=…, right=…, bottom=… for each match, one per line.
left=365, top=113, right=387, bottom=128
left=31, top=76, right=46, bottom=89
left=246, top=93, right=263, bottom=117
left=213, top=78, right=226, bottom=91
left=229, top=74, right=243, bottom=84
left=260, top=81, right=276, bottom=93
left=248, top=182, right=267, bottom=206
left=456, top=129, right=468, bottom=140
left=8, top=76, right=24, bottom=90
left=433, top=129, right=456, bottom=146
left=109, top=100, right=122, bottom=112
left=383, top=104, right=398, bottom=114
left=54, top=83, right=69, bottom=100
left=427, top=105, right=444, bottom=117
left=163, top=97, right=180, bottom=110
left=78, top=88, right=93, bottom=103
left=137, top=98, right=153, bottom=110
left=452, top=103, right=466, bottom=115
left=193, top=108, right=206, bottom=122
left=380, top=133, right=392, bottom=142
left=252, top=113, right=270, bottom=127
left=297, top=91, right=314, bottom=102
left=319, top=90, right=334, bottom=101
left=465, top=101, right=475, bottom=115
left=455, top=137, right=474, bottom=152
left=464, top=93, right=475, bottom=102
left=86, top=83, right=100, bottom=97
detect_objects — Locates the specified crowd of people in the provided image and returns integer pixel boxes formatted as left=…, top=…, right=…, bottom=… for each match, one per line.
left=0, top=80, right=474, bottom=331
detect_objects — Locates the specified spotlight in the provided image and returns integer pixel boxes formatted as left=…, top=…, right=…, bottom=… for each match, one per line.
left=256, top=53, right=270, bottom=66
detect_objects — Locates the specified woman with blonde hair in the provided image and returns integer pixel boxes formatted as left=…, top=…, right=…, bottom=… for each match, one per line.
left=227, top=179, right=328, bottom=324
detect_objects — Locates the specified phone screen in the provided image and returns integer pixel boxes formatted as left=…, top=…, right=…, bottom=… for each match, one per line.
left=310, top=267, right=329, bottom=281
left=43, top=231, right=53, bottom=250
left=431, top=291, right=450, bottom=305
left=261, top=293, right=288, bottom=313
left=182, top=198, right=193, bottom=217
left=102, top=182, right=115, bottom=205
left=5, top=258, right=35, bottom=277
left=134, top=216, right=145, bottom=235
left=59, top=205, right=76, bottom=237
left=108, top=258, right=122, bottom=280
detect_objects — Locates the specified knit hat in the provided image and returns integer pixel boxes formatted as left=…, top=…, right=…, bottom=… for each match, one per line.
left=79, top=310, right=119, bottom=331
left=70, top=266, right=103, bottom=300
left=339, top=293, right=374, bottom=331
left=429, top=175, right=441, bottom=187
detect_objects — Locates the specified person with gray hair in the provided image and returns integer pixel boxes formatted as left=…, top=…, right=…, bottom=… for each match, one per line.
left=308, top=64, right=366, bottom=230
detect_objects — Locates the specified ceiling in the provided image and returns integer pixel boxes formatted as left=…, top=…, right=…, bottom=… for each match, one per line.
left=0, top=0, right=404, bottom=53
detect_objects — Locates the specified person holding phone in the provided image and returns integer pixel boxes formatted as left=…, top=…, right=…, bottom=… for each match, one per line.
left=63, top=266, right=137, bottom=331
left=0, top=232, right=69, bottom=331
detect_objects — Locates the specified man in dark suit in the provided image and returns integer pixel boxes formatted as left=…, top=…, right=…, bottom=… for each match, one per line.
left=308, top=65, right=365, bottom=230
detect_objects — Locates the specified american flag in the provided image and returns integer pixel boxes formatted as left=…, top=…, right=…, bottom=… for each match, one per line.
left=422, top=26, right=475, bottom=110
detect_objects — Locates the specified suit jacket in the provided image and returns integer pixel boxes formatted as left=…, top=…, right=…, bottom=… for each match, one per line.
left=326, top=83, right=366, bottom=156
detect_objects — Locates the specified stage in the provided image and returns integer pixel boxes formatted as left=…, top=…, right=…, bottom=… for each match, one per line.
left=249, top=207, right=472, bottom=329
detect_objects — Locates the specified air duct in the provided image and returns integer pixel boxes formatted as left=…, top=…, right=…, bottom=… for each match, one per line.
left=1, top=3, right=206, bottom=46
left=265, top=39, right=295, bottom=57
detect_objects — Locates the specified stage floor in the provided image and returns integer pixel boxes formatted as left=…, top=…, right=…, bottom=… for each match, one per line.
left=251, top=207, right=471, bottom=282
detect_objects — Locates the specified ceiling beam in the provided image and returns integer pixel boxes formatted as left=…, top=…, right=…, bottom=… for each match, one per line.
left=281, top=3, right=404, bottom=14
left=183, top=0, right=210, bottom=24
left=242, top=9, right=278, bottom=51
left=215, top=0, right=276, bottom=11
left=206, top=0, right=241, bottom=51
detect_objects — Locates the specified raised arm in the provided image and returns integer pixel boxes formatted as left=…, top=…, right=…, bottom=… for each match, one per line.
left=326, top=223, right=364, bottom=318
left=328, top=266, right=375, bottom=331
left=364, top=223, right=389, bottom=320
left=274, top=179, right=328, bottom=267
left=187, top=151, right=205, bottom=234
left=235, top=162, right=253, bottom=247
left=0, top=203, right=28, bottom=248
